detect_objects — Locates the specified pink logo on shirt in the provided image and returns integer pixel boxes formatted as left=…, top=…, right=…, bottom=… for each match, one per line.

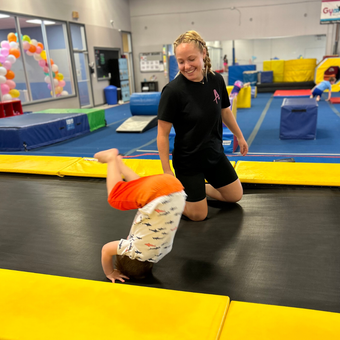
left=213, top=89, right=220, bottom=103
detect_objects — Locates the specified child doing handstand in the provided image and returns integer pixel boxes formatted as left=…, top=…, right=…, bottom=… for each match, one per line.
left=94, top=148, right=186, bottom=283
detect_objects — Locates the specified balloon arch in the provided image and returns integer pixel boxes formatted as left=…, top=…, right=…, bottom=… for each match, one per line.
left=0, top=32, right=69, bottom=101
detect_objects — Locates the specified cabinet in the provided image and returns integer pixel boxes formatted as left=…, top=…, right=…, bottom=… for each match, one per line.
left=141, top=81, right=158, bottom=92
left=0, top=100, right=23, bottom=119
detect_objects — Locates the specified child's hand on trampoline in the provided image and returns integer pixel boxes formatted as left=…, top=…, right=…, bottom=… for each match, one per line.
left=106, top=269, right=129, bottom=283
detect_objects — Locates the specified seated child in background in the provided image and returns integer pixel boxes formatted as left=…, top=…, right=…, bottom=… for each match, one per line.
left=230, top=80, right=250, bottom=98
left=94, top=148, right=186, bottom=283
left=310, top=77, right=336, bottom=101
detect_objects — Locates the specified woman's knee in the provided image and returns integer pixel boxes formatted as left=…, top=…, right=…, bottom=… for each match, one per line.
left=183, top=200, right=208, bottom=221
left=185, top=210, right=207, bottom=222
left=219, top=180, right=243, bottom=202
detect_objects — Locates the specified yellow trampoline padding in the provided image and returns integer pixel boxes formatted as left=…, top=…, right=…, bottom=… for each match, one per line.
left=0, top=269, right=230, bottom=340
left=220, top=301, right=340, bottom=340
left=60, top=158, right=175, bottom=178
left=235, top=161, right=340, bottom=186
left=0, top=155, right=81, bottom=176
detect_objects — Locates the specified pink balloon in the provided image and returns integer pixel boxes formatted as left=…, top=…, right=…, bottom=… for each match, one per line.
left=35, top=46, right=42, bottom=54
left=6, top=79, right=16, bottom=89
left=47, top=84, right=52, bottom=90
left=1, top=48, right=9, bottom=57
left=1, top=41, right=10, bottom=49
left=58, top=80, right=66, bottom=87
left=38, top=59, right=46, bottom=67
left=56, top=93, right=61, bottom=97
left=43, top=66, right=49, bottom=73
left=26, top=51, right=33, bottom=56
left=1, top=83, right=10, bottom=94
left=3, top=60, right=12, bottom=70
left=23, top=41, right=30, bottom=50
left=0, top=54, right=6, bottom=63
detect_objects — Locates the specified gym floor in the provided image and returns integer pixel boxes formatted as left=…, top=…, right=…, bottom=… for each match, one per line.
left=1, top=172, right=340, bottom=313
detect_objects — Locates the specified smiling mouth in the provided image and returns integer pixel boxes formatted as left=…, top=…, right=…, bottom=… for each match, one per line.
left=186, top=69, right=195, bottom=74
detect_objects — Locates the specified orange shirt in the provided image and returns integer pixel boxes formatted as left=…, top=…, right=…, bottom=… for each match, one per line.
left=108, top=174, right=184, bottom=211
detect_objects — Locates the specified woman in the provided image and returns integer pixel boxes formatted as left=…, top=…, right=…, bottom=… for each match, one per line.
left=157, top=30, right=248, bottom=221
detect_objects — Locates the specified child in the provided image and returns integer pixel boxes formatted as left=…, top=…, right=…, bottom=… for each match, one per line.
left=310, top=77, right=336, bottom=101
left=94, top=148, right=186, bottom=283
left=230, top=80, right=250, bottom=98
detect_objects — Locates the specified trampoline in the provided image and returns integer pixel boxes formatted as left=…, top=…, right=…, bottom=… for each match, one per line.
left=1, top=172, right=340, bottom=314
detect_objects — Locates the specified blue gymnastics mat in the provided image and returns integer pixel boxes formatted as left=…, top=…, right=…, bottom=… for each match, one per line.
left=0, top=113, right=90, bottom=151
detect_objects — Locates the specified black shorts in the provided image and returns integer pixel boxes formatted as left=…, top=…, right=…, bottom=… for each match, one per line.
left=175, top=154, right=238, bottom=202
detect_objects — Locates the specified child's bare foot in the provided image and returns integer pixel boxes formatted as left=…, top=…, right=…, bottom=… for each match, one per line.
left=94, top=148, right=119, bottom=163
left=316, top=96, right=320, bottom=102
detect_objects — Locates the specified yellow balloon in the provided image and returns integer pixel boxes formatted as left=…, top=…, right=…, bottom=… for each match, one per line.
left=40, top=50, right=47, bottom=60
left=9, top=89, right=20, bottom=98
left=55, top=86, right=62, bottom=94
left=57, top=73, right=64, bottom=80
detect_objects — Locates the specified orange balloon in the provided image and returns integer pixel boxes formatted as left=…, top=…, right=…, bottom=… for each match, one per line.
left=37, top=43, right=44, bottom=49
left=6, top=70, right=15, bottom=80
left=28, top=45, right=37, bottom=53
left=7, top=33, right=17, bottom=42
left=9, top=48, right=20, bottom=59
left=50, top=59, right=54, bottom=65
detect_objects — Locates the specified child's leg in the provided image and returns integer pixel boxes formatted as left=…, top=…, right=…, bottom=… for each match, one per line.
left=116, top=156, right=140, bottom=182
left=94, top=148, right=123, bottom=196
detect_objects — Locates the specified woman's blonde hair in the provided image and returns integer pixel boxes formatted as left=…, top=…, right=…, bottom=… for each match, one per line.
left=174, top=30, right=214, bottom=79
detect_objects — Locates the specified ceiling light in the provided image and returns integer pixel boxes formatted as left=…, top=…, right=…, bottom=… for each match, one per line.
left=0, top=14, right=10, bottom=19
left=26, top=19, right=55, bottom=25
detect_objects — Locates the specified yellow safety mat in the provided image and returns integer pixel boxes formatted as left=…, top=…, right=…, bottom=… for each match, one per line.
left=0, top=155, right=81, bottom=176
left=60, top=158, right=175, bottom=178
left=235, top=161, right=340, bottom=186
left=0, top=269, right=229, bottom=340
left=220, top=301, right=340, bottom=340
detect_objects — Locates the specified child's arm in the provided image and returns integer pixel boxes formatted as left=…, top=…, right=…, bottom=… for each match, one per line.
left=326, top=91, right=332, bottom=101
left=101, top=241, right=129, bottom=283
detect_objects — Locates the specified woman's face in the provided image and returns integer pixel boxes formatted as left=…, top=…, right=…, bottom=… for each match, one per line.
left=175, top=42, right=206, bottom=82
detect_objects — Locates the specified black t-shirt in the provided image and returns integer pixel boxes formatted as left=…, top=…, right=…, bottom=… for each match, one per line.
left=158, top=72, right=230, bottom=171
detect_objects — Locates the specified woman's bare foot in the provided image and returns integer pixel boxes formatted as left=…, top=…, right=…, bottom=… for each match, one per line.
left=94, top=148, right=119, bottom=163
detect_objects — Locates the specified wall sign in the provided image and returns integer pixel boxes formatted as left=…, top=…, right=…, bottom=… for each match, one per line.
left=139, top=52, right=164, bottom=72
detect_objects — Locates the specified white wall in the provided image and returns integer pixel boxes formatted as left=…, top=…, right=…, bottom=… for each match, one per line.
left=221, top=35, right=327, bottom=71
left=0, top=0, right=131, bottom=109
left=129, top=0, right=335, bottom=89
left=129, top=0, right=329, bottom=43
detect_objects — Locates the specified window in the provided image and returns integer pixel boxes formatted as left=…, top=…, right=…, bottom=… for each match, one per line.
left=0, top=12, right=74, bottom=103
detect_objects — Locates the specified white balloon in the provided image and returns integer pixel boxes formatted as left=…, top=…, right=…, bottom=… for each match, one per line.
left=2, top=93, right=12, bottom=101
left=33, top=53, right=42, bottom=61
left=9, top=42, right=18, bottom=49
left=0, top=75, right=6, bottom=84
left=61, top=90, right=69, bottom=96
left=0, top=67, right=7, bottom=76
left=44, top=76, right=51, bottom=83
left=53, top=78, right=59, bottom=86
left=30, top=39, right=38, bottom=46
left=51, top=64, right=58, bottom=72
left=6, top=55, right=16, bottom=64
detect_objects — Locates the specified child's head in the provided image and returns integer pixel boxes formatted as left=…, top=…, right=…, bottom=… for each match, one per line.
left=329, top=76, right=336, bottom=84
left=115, top=255, right=153, bottom=280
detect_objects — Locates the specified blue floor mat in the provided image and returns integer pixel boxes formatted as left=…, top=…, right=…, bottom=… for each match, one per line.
left=1, top=96, right=340, bottom=164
